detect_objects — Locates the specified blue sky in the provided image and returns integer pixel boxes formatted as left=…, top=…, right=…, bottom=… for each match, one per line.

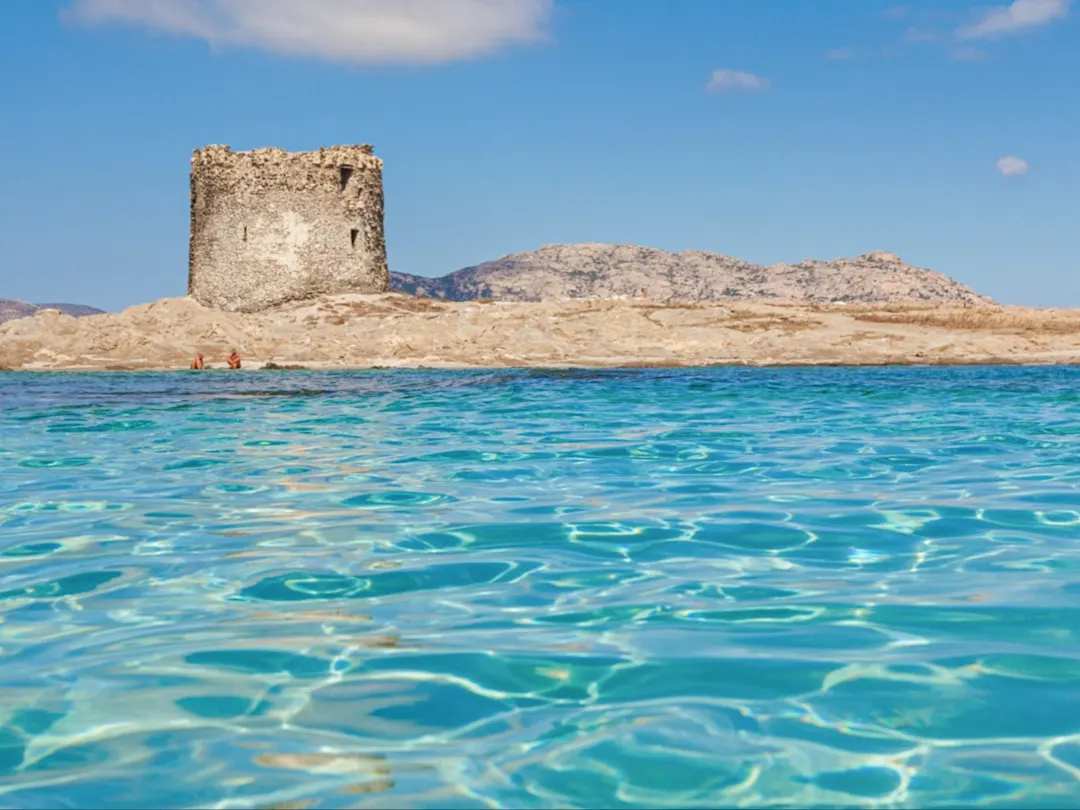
left=0, top=0, right=1076, bottom=311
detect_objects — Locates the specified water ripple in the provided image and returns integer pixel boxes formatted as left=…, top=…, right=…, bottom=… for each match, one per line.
left=2, top=366, right=1080, bottom=808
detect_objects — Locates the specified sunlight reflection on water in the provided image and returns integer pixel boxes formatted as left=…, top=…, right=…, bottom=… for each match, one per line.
left=2, top=367, right=1080, bottom=808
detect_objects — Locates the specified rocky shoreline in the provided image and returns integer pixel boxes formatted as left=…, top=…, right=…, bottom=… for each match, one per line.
left=1, top=293, right=1078, bottom=371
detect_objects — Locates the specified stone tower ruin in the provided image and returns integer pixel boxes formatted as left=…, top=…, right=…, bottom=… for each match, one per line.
left=188, top=144, right=389, bottom=312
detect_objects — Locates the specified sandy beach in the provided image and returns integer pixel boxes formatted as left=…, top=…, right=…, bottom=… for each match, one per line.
left=2, top=293, right=1079, bottom=371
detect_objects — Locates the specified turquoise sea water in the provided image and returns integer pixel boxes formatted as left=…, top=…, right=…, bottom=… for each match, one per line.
left=2, top=367, right=1080, bottom=808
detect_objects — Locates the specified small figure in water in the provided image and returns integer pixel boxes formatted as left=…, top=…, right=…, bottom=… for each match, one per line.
left=189, top=353, right=205, bottom=370
left=227, top=349, right=242, bottom=370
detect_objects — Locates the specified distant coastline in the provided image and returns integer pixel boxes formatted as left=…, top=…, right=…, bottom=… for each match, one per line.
left=0, top=299, right=104, bottom=326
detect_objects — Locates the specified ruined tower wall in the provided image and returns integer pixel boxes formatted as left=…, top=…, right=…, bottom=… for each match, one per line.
left=188, top=145, right=389, bottom=312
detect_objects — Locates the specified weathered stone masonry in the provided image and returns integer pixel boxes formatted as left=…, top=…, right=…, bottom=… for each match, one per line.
left=188, top=145, right=389, bottom=312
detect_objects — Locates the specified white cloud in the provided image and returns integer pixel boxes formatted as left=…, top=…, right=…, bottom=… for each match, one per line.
left=64, top=0, right=554, bottom=64
left=958, top=0, right=1069, bottom=39
left=826, top=48, right=856, bottom=60
left=706, top=70, right=770, bottom=94
left=996, top=155, right=1031, bottom=176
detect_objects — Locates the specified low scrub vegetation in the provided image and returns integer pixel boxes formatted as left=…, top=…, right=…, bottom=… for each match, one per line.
left=851, top=307, right=1080, bottom=334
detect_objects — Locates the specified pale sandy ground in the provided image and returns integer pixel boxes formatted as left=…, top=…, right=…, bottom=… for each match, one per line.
left=1, top=293, right=1079, bottom=371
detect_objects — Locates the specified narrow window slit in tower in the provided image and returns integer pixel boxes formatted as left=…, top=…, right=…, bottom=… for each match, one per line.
left=350, top=228, right=359, bottom=248
left=242, top=226, right=247, bottom=243
left=339, top=167, right=354, bottom=192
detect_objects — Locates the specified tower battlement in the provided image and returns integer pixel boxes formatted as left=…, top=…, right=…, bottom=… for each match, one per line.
left=188, top=144, right=389, bottom=312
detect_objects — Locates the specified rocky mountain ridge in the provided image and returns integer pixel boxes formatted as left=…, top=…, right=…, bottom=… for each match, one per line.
left=390, top=243, right=993, bottom=306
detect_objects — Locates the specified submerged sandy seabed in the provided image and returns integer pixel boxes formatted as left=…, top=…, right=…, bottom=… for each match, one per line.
left=1, top=293, right=1079, bottom=371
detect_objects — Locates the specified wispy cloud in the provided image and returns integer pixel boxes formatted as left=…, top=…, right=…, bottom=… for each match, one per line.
left=826, top=48, right=857, bottom=60
left=958, top=0, right=1070, bottom=39
left=870, top=1, right=1067, bottom=59
left=64, top=0, right=554, bottom=64
left=996, top=155, right=1031, bottom=176
left=706, top=70, right=770, bottom=94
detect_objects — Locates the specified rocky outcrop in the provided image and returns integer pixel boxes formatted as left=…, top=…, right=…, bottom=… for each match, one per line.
left=0, top=299, right=104, bottom=326
left=390, top=243, right=993, bottom=306
left=0, top=293, right=1074, bottom=371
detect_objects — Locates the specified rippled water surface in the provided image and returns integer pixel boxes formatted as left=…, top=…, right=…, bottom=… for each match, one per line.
left=3, top=367, right=1080, bottom=808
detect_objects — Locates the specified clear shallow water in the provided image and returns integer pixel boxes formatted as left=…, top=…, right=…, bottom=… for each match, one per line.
left=2, top=367, right=1080, bottom=809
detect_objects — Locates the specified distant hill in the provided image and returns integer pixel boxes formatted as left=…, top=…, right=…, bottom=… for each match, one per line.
left=390, top=243, right=993, bottom=306
left=0, top=299, right=105, bottom=326
left=2, top=243, right=992, bottom=323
